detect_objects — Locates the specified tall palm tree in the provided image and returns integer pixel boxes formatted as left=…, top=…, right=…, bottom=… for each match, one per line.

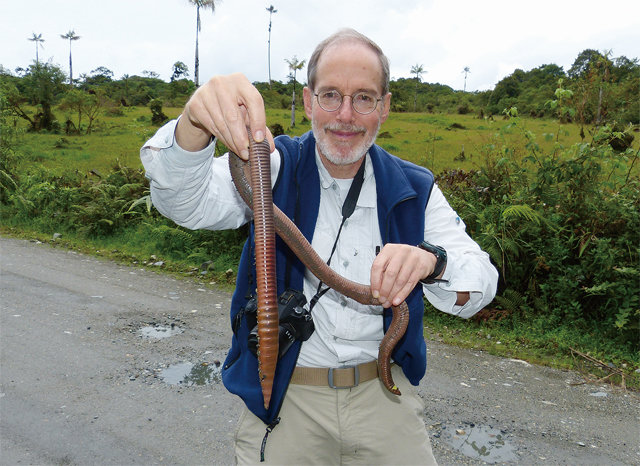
left=462, top=66, right=470, bottom=92
left=188, top=0, right=221, bottom=87
left=266, top=5, right=277, bottom=88
left=410, top=64, right=425, bottom=111
left=28, top=33, right=45, bottom=64
left=285, top=56, right=305, bottom=127
left=60, top=30, right=81, bottom=85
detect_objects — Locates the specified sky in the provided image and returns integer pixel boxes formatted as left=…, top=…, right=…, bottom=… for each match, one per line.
left=3, top=0, right=639, bottom=92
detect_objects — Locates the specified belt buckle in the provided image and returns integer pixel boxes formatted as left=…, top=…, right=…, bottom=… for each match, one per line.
left=328, top=365, right=359, bottom=389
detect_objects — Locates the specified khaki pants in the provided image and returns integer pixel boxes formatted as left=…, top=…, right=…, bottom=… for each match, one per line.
left=234, top=365, right=437, bottom=465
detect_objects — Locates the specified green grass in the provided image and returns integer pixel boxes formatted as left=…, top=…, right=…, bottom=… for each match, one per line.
left=424, top=305, right=639, bottom=389
left=265, top=110, right=591, bottom=174
left=12, top=106, right=181, bottom=175
left=12, top=106, right=592, bottom=177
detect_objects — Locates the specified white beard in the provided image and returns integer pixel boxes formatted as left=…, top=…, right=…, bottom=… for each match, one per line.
left=312, top=119, right=381, bottom=166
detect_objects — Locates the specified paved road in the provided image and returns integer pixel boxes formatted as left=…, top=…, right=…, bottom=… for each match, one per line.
left=1, top=236, right=638, bottom=465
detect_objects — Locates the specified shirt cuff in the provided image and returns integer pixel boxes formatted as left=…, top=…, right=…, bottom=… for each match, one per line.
left=142, top=118, right=217, bottom=168
left=422, top=251, right=485, bottom=318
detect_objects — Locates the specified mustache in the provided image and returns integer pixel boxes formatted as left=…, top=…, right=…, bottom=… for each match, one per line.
left=323, top=123, right=366, bottom=134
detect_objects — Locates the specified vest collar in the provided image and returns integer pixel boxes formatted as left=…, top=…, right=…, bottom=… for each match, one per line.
left=368, top=143, right=418, bottom=211
left=294, top=131, right=419, bottom=241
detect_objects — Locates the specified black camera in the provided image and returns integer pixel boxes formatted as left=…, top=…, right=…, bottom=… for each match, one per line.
left=245, top=289, right=315, bottom=359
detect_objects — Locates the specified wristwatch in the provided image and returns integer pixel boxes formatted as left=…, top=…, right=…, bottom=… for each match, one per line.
left=418, top=241, right=448, bottom=284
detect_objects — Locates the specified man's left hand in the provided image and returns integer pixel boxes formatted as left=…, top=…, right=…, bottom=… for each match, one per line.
left=370, top=244, right=436, bottom=308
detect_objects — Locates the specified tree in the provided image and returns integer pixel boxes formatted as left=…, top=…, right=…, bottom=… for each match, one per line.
left=187, top=0, right=221, bottom=87
left=569, top=50, right=614, bottom=126
left=59, top=88, right=110, bottom=134
left=568, top=49, right=607, bottom=79
left=88, top=66, right=114, bottom=83
left=83, top=88, right=110, bottom=133
left=121, top=74, right=131, bottom=103
left=410, top=64, right=425, bottom=111
left=59, top=88, right=89, bottom=132
left=5, top=62, right=66, bottom=131
left=462, top=66, right=470, bottom=92
left=28, top=33, right=45, bottom=64
left=611, top=55, right=639, bottom=81
left=171, top=61, right=190, bottom=81
left=285, top=56, right=305, bottom=127
left=266, top=5, right=277, bottom=88
left=487, top=68, right=526, bottom=114
left=60, top=30, right=81, bottom=85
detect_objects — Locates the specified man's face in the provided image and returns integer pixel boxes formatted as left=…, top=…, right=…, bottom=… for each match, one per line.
left=303, top=41, right=391, bottom=172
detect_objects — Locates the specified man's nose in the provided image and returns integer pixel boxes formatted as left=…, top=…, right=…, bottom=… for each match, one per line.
left=336, top=95, right=355, bottom=120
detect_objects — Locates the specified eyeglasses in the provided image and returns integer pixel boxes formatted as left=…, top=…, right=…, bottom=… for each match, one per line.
left=313, top=89, right=382, bottom=115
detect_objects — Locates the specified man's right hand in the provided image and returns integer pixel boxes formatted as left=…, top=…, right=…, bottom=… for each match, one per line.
left=175, top=73, right=275, bottom=159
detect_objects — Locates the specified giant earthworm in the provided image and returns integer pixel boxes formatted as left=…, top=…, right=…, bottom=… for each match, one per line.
left=230, top=135, right=409, bottom=402
left=246, top=132, right=279, bottom=409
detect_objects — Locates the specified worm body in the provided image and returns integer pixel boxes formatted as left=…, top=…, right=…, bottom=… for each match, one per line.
left=230, top=139, right=409, bottom=398
left=247, top=135, right=278, bottom=409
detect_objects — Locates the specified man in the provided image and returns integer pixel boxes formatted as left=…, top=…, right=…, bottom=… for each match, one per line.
left=141, top=28, right=498, bottom=465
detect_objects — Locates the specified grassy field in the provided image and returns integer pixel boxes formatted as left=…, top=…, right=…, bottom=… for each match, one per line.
left=11, top=106, right=594, bottom=177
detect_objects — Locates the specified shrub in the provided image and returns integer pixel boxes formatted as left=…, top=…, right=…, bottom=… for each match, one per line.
left=437, top=115, right=639, bottom=352
left=148, top=99, right=168, bottom=126
left=0, top=93, right=21, bottom=203
left=270, top=123, right=285, bottom=137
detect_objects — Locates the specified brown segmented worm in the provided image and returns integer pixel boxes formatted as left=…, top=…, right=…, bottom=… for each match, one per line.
left=246, top=132, right=278, bottom=409
left=230, top=135, right=409, bottom=402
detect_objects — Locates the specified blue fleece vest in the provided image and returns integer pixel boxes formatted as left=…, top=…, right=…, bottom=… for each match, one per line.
left=221, top=131, right=435, bottom=425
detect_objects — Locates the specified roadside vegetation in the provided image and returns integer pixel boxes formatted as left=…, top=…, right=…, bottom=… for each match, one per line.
left=1, top=49, right=638, bottom=387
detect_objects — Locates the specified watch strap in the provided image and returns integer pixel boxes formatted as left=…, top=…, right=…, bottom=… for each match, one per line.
left=418, top=241, right=449, bottom=285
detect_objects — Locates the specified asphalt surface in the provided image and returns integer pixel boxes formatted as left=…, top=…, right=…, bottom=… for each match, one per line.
left=1, top=236, right=638, bottom=465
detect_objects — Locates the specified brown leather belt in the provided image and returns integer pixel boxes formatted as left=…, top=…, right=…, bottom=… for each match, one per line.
left=290, top=360, right=379, bottom=389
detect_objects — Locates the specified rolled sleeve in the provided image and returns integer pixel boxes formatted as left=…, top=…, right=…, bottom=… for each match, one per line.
left=422, top=185, right=498, bottom=318
left=140, top=119, right=256, bottom=231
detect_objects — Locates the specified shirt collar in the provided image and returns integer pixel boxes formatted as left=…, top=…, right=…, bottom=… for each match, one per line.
left=315, top=148, right=377, bottom=208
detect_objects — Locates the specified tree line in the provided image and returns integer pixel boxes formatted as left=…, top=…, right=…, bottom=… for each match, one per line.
left=1, top=48, right=637, bottom=137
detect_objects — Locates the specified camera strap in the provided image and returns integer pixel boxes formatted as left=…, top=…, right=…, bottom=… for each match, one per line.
left=309, top=159, right=366, bottom=311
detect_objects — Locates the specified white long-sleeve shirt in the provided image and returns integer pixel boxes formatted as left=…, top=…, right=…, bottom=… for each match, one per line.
left=141, top=119, right=498, bottom=368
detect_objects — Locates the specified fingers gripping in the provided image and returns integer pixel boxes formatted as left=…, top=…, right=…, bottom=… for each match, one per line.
left=179, top=74, right=271, bottom=157
left=371, top=244, right=429, bottom=308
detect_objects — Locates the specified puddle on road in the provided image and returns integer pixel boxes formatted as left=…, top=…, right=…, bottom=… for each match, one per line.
left=160, top=361, right=222, bottom=386
left=437, top=423, right=517, bottom=463
left=139, top=324, right=183, bottom=339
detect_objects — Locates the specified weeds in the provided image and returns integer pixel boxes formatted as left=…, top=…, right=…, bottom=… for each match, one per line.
left=435, top=111, right=639, bottom=372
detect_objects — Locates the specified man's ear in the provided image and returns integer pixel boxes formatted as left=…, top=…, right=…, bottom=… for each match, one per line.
left=303, top=87, right=313, bottom=119
left=380, top=92, right=392, bottom=124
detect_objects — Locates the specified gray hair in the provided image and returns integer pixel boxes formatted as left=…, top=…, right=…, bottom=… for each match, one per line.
left=307, top=28, right=390, bottom=95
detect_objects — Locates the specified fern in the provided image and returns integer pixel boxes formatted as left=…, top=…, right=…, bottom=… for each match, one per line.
left=502, top=204, right=544, bottom=225
left=148, top=223, right=196, bottom=254
left=127, top=194, right=153, bottom=214
left=494, top=289, right=527, bottom=314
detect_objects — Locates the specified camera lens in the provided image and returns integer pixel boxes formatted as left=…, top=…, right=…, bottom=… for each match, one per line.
left=278, top=324, right=297, bottom=358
